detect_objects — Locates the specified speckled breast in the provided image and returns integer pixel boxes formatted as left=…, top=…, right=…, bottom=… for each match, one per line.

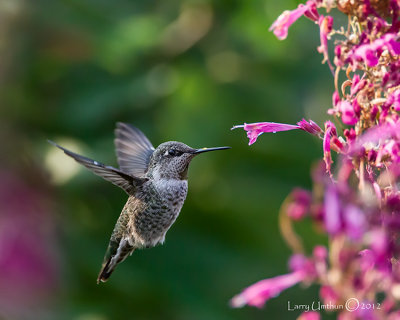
left=133, top=179, right=188, bottom=247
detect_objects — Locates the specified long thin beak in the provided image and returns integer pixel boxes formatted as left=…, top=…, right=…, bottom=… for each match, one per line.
left=193, top=146, right=231, bottom=154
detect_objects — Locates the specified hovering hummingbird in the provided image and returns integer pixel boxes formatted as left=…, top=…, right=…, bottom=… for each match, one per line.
left=49, top=123, right=230, bottom=283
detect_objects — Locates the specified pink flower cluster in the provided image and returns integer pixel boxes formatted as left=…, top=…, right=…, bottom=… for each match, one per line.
left=232, top=1, right=400, bottom=319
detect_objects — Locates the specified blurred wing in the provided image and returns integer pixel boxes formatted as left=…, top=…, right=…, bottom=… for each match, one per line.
left=114, top=123, right=155, bottom=177
left=48, top=140, right=146, bottom=195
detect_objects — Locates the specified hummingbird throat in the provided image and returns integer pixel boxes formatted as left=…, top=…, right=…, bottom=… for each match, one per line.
left=180, top=165, right=189, bottom=180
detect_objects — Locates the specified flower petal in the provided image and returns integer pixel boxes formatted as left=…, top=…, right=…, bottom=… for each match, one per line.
left=297, top=311, right=320, bottom=320
left=269, top=1, right=316, bottom=40
left=343, top=204, right=366, bottom=240
left=232, top=122, right=301, bottom=145
left=323, top=121, right=336, bottom=174
left=338, top=100, right=358, bottom=125
left=317, top=15, right=334, bottom=73
left=353, top=33, right=400, bottom=67
left=232, top=119, right=324, bottom=148
left=324, top=183, right=341, bottom=235
left=297, top=119, right=323, bottom=136
left=287, top=188, right=312, bottom=220
left=230, top=271, right=306, bottom=308
left=350, top=122, right=400, bottom=156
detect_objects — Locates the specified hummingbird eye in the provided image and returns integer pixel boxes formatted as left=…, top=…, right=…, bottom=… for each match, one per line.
left=167, top=148, right=183, bottom=157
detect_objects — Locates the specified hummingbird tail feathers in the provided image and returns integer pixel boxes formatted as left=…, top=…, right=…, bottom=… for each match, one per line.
left=97, top=259, right=114, bottom=283
left=97, top=239, right=134, bottom=284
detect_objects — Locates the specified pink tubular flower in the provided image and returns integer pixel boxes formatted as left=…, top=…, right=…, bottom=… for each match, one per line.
left=334, top=44, right=344, bottom=67
left=390, top=89, right=400, bottom=111
left=231, top=1, right=400, bottom=317
left=297, top=311, right=320, bottom=320
left=323, top=121, right=336, bottom=173
left=353, top=33, right=400, bottom=67
left=318, top=15, right=334, bottom=74
left=231, top=122, right=300, bottom=145
left=297, top=118, right=323, bottom=136
left=320, top=285, right=339, bottom=305
left=359, top=249, right=375, bottom=272
left=332, top=90, right=340, bottom=107
left=230, top=271, right=306, bottom=308
left=324, top=183, right=341, bottom=235
left=343, top=204, right=366, bottom=240
left=289, top=254, right=309, bottom=272
left=231, top=119, right=322, bottom=145
left=269, top=1, right=318, bottom=40
left=368, top=229, right=390, bottom=271
left=350, top=75, right=367, bottom=96
left=350, top=122, right=400, bottom=155
left=0, top=171, right=60, bottom=317
left=338, top=100, right=358, bottom=125
left=289, top=253, right=316, bottom=276
left=303, top=1, right=319, bottom=22
left=287, top=188, right=312, bottom=220
left=313, top=245, right=327, bottom=261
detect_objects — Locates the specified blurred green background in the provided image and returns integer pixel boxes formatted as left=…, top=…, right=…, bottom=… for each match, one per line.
left=0, top=0, right=335, bottom=319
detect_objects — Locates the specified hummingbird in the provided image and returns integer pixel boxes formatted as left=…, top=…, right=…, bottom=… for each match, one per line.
left=49, top=123, right=230, bottom=283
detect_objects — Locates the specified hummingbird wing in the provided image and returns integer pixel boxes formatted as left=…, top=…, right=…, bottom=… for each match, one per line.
left=48, top=140, right=146, bottom=194
left=114, top=123, right=155, bottom=177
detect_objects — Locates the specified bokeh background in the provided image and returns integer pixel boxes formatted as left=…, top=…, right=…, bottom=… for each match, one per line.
left=0, top=0, right=335, bottom=319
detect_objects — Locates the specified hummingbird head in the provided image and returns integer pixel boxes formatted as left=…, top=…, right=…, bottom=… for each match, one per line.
left=147, top=141, right=230, bottom=180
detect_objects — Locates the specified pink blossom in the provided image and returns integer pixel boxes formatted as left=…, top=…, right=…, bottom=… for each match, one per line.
left=231, top=122, right=300, bottom=145
left=350, top=75, right=366, bottom=96
left=382, top=61, right=400, bottom=87
left=288, top=253, right=317, bottom=278
left=376, top=140, right=400, bottom=165
left=317, top=15, right=334, bottom=74
left=337, top=159, right=354, bottom=182
left=0, top=171, right=60, bottom=317
left=269, top=1, right=318, bottom=40
left=353, top=33, right=400, bottom=67
left=323, top=121, right=336, bottom=173
left=350, top=74, right=360, bottom=95
left=368, top=229, right=391, bottom=271
left=320, top=285, right=339, bottom=305
left=343, top=204, right=366, bottom=240
left=359, top=249, right=375, bottom=272
left=231, top=1, right=400, bottom=318
left=303, top=1, right=319, bottom=22
left=324, top=183, right=341, bottom=235
left=287, top=188, right=312, bottom=220
left=355, top=301, right=379, bottom=320
left=390, top=89, right=400, bottom=111
left=353, top=98, right=361, bottom=116
left=334, top=44, right=344, bottom=67
left=331, top=136, right=345, bottom=153
left=230, top=271, right=306, bottom=308
left=369, top=106, right=379, bottom=121
left=382, top=89, right=400, bottom=111
left=350, top=122, right=400, bottom=156
left=332, top=91, right=340, bottom=107
left=288, top=254, right=309, bottom=271
left=297, top=311, right=320, bottom=320
left=344, top=128, right=356, bottom=143
left=231, top=119, right=322, bottom=145
left=338, top=100, right=358, bottom=125
left=297, top=118, right=323, bottom=136
left=313, top=245, right=327, bottom=261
